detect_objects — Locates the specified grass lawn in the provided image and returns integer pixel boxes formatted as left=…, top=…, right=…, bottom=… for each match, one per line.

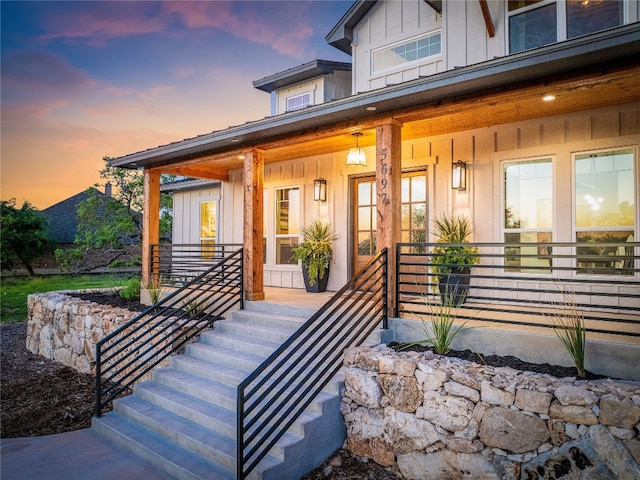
left=1, top=274, right=133, bottom=324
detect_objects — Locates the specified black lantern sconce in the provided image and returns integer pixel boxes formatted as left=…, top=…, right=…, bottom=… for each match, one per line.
left=314, top=178, right=327, bottom=202
left=452, top=160, right=467, bottom=190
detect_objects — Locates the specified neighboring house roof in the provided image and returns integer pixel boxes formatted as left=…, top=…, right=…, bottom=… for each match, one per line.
left=109, top=24, right=640, bottom=171
left=161, top=177, right=220, bottom=193
left=42, top=188, right=104, bottom=244
left=253, top=60, right=352, bottom=93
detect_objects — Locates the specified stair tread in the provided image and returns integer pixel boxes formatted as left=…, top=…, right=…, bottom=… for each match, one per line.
left=186, top=341, right=266, bottom=365
left=201, top=330, right=284, bottom=349
left=173, top=355, right=248, bottom=382
left=115, top=395, right=237, bottom=455
left=94, top=411, right=236, bottom=480
left=134, top=381, right=235, bottom=424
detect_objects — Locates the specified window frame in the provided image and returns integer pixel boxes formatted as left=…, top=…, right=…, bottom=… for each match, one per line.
left=199, top=200, right=218, bottom=244
left=274, top=185, right=301, bottom=266
left=572, top=146, right=637, bottom=276
left=286, top=92, right=311, bottom=112
left=371, top=30, right=442, bottom=74
left=501, top=156, right=555, bottom=274
left=507, top=0, right=624, bottom=54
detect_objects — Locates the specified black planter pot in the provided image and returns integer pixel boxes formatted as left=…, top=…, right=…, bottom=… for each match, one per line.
left=438, top=267, right=471, bottom=306
left=302, top=266, right=329, bottom=293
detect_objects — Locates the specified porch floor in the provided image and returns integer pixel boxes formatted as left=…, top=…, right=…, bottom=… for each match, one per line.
left=256, top=286, right=335, bottom=314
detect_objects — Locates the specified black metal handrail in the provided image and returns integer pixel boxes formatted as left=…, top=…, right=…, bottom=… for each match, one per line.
left=396, top=241, right=640, bottom=339
left=236, top=249, right=388, bottom=480
left=151, top=243, right=242, bottom=286
left=95, top=248, right=243, bottom=417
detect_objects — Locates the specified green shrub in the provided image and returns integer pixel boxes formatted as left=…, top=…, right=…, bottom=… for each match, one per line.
left=119, top=277, right=140, bottom=301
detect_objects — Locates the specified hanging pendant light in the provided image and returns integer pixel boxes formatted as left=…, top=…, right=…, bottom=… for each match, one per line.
left=345, top=133, right=367, bottom=166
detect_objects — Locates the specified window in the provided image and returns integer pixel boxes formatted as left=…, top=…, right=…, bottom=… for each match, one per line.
left=275, top=187, right=300, bottom=265
left=286, top=93, right=311, bottom=112
left=508, top=0, right=623, bottom=53
left=200, top=200, right=218, bottom=260
left=200, top=201, right=217, bottom=242
left=372, top=32, right=441, bottom=72
left=401, top=172, right=427, bottom=251
left=575, top=149, right=635, bottom=275
left=503, top=159, right=553, bottom=272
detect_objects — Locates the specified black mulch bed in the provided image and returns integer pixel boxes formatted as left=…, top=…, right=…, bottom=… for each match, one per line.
left=388, top=342, right=605, bottom=380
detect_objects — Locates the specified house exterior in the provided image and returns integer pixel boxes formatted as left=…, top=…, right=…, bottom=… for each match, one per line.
left=111, top=0, right=639, bottom=345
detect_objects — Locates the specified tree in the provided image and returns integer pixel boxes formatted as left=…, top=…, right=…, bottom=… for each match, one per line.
left=1, top=199, right=51, bottom=275
left=75, top=157, right=174, bottom=250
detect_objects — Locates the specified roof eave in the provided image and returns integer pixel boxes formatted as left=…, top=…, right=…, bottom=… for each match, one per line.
left=110, top=24, right=640, bottom=170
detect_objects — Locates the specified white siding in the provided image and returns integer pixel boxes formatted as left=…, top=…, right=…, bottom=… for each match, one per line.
left=171, top=186, right=221, bottom=244
left=179, top=102, right=639, bottom=291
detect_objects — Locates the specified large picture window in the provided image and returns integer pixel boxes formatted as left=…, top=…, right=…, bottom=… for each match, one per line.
left=508, top=0, right=623, bottom=53
left=503, top=159, right=553, bottom=272
left=575, top=149, right=635, bottom=275
left=275, top=187, right=300, bottom=265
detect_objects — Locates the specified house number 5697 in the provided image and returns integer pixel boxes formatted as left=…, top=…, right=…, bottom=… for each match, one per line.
left=378, top=148, right=390, bottom=205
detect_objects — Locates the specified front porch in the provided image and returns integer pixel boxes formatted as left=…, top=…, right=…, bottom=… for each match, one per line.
left=147, top=240, right=639, bottom=380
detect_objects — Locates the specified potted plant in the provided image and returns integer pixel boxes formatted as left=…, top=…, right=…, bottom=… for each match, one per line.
left=292, top=220, right=338, bottom=293
left=430, top=214, right=480, bottom=305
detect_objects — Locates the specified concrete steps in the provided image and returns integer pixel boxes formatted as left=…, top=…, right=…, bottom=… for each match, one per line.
left=92, top=300, right=380, bottom=480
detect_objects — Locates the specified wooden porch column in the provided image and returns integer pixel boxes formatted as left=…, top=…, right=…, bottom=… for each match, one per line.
left=243, top=149, right=265, bottom=301
left=376, top=120, right=402, bottom=317
left=142, top=169, right=161, bottom=287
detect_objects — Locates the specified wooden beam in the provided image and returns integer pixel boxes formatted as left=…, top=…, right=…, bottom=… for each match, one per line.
left=142, top=169, right=161, bottom=287
left=375, top=120, right=402, bottom=318
left=160, top=165, right=230, bottom=181
left=479, top=0, right=495, bottom=38
left=243, top=149, right=265, bottom=301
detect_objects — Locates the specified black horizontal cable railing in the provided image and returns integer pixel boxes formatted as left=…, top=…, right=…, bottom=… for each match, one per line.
left=237, top=249, right=388, bottom=480
left=396, top=241, right=640, bottom=339
left=151, top=243, right=242, bottom=286
left=95, top=248, right=243, bottom=417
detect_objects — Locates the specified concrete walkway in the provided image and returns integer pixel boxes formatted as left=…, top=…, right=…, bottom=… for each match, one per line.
left=1, top=428, right=174, bottom=480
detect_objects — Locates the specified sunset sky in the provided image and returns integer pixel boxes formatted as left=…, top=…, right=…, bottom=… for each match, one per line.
left=1, top=0, right=352, bottom=209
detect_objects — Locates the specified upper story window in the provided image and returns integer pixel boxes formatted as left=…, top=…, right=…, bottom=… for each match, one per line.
left=286, top=93, right=311, bottom=112
left=508, top=0, right=623, bottom=53
left=372, top=32, right=441, bottom=73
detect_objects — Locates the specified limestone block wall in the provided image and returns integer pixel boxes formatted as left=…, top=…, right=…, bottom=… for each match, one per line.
left=342, top=346, right=640, bottom=480
left=26, top=290, right=190, bottom=383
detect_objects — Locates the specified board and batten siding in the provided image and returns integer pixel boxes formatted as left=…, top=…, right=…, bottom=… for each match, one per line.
left=213, top=101, right=639, bottom=290
left=171, top=185, right=221, bottom=244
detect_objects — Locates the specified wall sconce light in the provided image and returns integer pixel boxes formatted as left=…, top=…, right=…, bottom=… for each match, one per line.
left=452, top=160, right=467, bottom=190
left=345, top=133, right=367, bottom=166
left=314, top=178, right=327, bottom=202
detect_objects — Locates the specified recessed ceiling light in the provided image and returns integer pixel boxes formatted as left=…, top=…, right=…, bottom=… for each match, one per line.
left=366, top=106, right=377, bottom=111
left=542, top=94, right=556, bottom=102
left=238, top=155, right=245, bottom=160
left=231, top=139, right=240, bottom=143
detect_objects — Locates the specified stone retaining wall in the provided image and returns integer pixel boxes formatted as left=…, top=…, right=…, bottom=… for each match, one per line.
left=26, top=290, right=191, bottom=383
left=342, top=346, right=640, bottom=480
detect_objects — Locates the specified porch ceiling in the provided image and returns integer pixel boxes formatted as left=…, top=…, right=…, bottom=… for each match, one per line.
left=157, top=62, right=640, bottom=180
